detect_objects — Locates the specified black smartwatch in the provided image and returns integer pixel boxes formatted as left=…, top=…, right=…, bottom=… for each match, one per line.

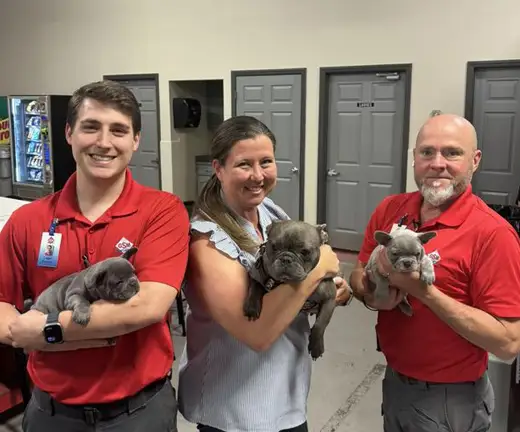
left=43, top=311, right=64, bottom=344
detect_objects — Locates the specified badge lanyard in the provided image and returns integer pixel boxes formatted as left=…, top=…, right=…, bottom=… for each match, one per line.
left=37, top=218, right=62, bottom=268
left=391, top=213, right=420, bottom=233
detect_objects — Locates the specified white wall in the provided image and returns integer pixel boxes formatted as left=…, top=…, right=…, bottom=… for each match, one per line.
left=1, top=0, right=518, bottom=222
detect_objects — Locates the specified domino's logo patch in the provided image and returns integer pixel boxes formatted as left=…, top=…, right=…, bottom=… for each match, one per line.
left=428, top=250, right=441, bottom=264
left=115, top=237, right=133, bottom=253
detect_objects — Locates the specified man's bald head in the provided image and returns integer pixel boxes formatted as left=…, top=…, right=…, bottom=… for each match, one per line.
left=413, top=113, right=482, bottom=208
left=416, top=113, right=478, bottom=151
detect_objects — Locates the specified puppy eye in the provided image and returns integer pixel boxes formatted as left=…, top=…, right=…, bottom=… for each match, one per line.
left=301, top=248, right=310, bottom=256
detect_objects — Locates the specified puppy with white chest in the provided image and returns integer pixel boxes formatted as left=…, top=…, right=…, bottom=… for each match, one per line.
left=366, top=227, right=436, bottom=316
left=31, top=247, right=140, bottom=326
left=243, top=220, right=338, bottom=360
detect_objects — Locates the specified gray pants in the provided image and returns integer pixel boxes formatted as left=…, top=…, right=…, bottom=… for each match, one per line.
left=22, top=378, right=178, bottom=432
left=382, top=367, right=495, bottom=432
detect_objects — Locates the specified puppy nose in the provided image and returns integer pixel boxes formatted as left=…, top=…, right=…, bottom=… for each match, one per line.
left=279, top=256, right=292, bottom=266
left=403, top=261, right=411, bottom=268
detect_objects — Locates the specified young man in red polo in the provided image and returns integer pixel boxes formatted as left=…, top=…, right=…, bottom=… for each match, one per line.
left=350, top=113, right=520, bottom=432
left=0, top=80, right=189, bottom=431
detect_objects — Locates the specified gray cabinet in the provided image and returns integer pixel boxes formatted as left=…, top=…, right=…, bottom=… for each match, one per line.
left=196, top=157, right=212, bottom=197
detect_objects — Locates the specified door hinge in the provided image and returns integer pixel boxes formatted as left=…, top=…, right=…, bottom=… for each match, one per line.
left=376, top=72, right=400, bottom=81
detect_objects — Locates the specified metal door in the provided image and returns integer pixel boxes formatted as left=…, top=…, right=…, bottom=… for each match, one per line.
left=471, top=67, right=520, bottom=205
left=324, top=71, right=407, bottom=251
left=107, top=78, right=162, bottom=190
left=234, top=73, right=304, bottom=220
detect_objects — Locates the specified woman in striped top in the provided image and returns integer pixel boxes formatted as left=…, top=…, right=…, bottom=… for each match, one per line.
left=177, top=116, right=350, bottom=432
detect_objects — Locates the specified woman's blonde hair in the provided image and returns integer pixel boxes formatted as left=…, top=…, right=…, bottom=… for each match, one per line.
left=194, top=116, right=277, bottom=255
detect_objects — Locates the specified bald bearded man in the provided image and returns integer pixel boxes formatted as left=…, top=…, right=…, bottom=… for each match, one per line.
left=350, top=113, right=520, bottom=431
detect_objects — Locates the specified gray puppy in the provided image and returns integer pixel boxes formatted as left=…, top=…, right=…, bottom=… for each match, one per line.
left=243, top=220, right=337, bottom=360
left=31, top=247, right=140, bottom=326
left=365, top=227, right=436, bottom=316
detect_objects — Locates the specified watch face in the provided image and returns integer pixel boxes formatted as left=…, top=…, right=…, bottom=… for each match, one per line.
left=44, top=324, right=63, bottom=344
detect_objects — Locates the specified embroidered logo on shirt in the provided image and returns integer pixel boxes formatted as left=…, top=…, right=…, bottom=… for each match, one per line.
left=115, top=237, right=134, bottom=253
left=428, top=250, right=441, bottom=264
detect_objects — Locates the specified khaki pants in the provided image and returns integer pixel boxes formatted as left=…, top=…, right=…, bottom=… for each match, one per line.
left=382, top=367, right=495, bottom=432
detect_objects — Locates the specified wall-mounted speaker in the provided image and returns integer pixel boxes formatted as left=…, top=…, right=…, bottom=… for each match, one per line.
left=172, top=97, right=202, bottom=128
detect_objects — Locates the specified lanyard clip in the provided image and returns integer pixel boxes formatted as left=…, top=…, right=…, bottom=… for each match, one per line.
left=49, top=218, right=59, bottom=236
left=397, top=214, right=408, bottom=227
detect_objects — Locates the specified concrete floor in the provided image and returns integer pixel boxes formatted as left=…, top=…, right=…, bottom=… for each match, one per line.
left=1, top=262, right=388, bottom=432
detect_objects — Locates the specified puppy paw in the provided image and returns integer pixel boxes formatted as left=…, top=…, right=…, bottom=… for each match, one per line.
left=420, top=271, right=435, bottom=285
left=308, top=333, right=325, bottom=360
left=243, top=304, right=261, bottom=321
left=72, top=308, right=91, bottom=326
left=30, top=304, right=45, bottom=314
left=399, top=301, right=414, bottom=317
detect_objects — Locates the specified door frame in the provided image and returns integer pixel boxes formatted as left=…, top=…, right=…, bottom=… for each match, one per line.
left=231, top=68, right=307, bottom=220
left=464, top=59, right=520, bottom=121
left=102, top=73, right=163, bottom=190
left=316, top=64, right=413, bottom=225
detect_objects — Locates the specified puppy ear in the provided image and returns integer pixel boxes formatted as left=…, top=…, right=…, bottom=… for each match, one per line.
left=83, top=264, right=107, bottom=289
left=315, top=224, right=329, bottom=244
left=374, top=230, right=392, bottom=246
left=266, top=221, right=278, bottom=237
left=122, top=246, right=138, bottom=260
left=417, top=231, right=436, bottom=244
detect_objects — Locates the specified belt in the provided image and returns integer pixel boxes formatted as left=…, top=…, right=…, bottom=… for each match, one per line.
left=32, top=374, right=170, bottom=425
left=391, top=369, right=483, bottom=387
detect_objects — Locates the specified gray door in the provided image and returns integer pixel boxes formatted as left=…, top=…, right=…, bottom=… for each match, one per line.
left=234, top=73, right=303, bottom=220
left=121, top=80, right=161, bottom=189
left=325, top=71, right=407, bottom=251
left=471, top=67, right=520, bottom=205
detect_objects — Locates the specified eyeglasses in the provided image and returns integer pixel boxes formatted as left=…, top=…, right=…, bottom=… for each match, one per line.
left=416, top=147, right=466, bottom=162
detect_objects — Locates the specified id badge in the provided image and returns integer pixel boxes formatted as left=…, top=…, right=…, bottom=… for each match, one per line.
left=37, top=232, right=62, bottom=268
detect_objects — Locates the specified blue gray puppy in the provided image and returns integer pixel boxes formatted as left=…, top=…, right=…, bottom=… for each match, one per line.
left=243, top=220, right=337, bottom=360
left=31, top=247, right=140, bottom=326
left=365, top=228, right=436, bottom=316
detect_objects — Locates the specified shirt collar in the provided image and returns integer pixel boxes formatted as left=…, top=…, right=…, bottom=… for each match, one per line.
left=54, top=169, right=140, bottom=223
left=407, top=184, right=476, bottom=229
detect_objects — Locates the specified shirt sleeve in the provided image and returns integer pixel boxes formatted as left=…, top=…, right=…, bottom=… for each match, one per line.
left=190, top=219, right=252, bottom=270
left=471, top=225, right=520, bottom=317
left=0, top=214, right=26, bottom=311
left=133, top=194, right=190, bottom=291
left=357, top=196, right=393, bottom=264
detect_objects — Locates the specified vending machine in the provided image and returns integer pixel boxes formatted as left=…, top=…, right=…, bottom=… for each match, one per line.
left=0, top=96, right=12, bottom=197
left=8, top=95, right=76, bottom=200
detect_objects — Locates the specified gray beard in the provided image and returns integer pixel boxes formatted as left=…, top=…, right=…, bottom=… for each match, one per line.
left=419, top=176, right=471, bottom=207
left=421, top=183, right=456, bottom=206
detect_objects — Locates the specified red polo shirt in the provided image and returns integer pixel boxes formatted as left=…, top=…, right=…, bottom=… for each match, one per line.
left=358, top=185, right=520, bottom=383
left=0, top=170, right=189, bottom=404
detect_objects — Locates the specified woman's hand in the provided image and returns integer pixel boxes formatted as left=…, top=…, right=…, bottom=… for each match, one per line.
left=297, top=245, right=340, bottom=296
left=316, top=244, right=340, bottom=279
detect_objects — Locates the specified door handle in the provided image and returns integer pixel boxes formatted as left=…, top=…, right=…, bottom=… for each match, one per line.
left=291, top=167, right=299, bottom=174
left=327, top=168, right=339, bottom=177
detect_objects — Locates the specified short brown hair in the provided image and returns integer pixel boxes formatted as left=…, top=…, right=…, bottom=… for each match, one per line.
left=66, top=80, right=141, bottom=134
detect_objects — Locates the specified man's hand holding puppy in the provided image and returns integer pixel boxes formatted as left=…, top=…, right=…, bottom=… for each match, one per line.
left=350, top=254, right=406, bottom=311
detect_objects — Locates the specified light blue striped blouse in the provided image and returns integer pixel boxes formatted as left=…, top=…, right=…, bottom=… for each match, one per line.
left=177, top=197, right=312, bottom=432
